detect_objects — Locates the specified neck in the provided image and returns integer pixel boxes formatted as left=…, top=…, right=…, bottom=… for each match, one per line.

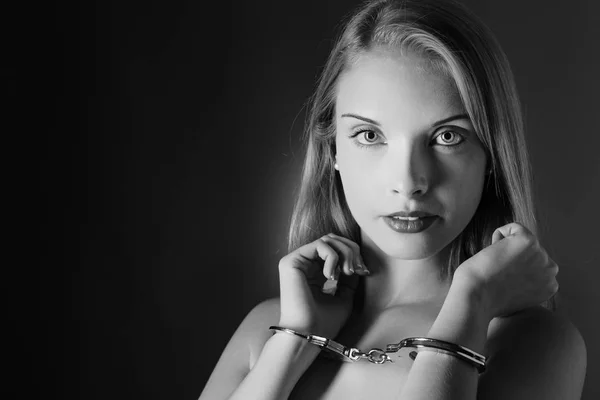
left=357, top=240, right=452, bottom=319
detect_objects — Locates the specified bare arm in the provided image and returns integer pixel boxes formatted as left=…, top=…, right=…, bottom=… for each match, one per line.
left=199, top=298, right=319, bottom=400
left=477, top=305, right=586, bottom=400
left=226, top=330, right=319, bottom=399
left=201, top=227, right=586, bottom=399
left=200, top=233, right=362, bottom=400
left=397, top=281, right=586, bottom=400
left=398, top=279, right=487, bottom=399
left=396, top=224, right=587, bottom=400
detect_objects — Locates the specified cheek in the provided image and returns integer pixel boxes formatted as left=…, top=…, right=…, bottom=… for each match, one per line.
left=443, top=156, right=486, bottom=216
left=337, top=147, right=376, bottom=211
left=339, top=161, right=373, bottom=203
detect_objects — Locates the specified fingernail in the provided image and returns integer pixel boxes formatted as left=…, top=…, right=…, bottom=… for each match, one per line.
left=333, top=266, right=340, bottom=280
left=357, top=262, right=370, bottom=274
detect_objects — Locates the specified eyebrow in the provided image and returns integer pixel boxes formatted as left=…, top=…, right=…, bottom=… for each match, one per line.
left=340, top=113, right=470, bottom=128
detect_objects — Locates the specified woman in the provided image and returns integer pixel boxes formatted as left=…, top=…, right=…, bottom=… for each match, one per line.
left=200, top=0, right=586, bottom=398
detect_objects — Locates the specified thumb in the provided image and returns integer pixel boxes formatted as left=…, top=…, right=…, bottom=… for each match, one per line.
left=491, top=228, right=506, bottom=245
left=491, top=222, right=528, bottom=244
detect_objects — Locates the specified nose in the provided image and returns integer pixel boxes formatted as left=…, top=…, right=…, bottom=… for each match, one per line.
left=385, top=142, right=431, bottom=198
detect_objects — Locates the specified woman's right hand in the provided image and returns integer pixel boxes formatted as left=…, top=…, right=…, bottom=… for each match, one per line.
left=277, top=233, right=369, bottom=339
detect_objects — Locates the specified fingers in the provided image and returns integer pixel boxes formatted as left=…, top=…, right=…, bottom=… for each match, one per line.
left=314, top=239, right=340, bottom=280
left=320, top=236, right=353, bottom=278
left=326, top=234, right=370, bottom=274
left=278, top=233, right=368, bottom=296
left=491, top=222, right=532, bottom=244
left=321, top=234, right=370, bottom=276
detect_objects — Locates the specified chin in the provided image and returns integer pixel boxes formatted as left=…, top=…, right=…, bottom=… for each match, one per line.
left=378, top=236, right=449, bottom=260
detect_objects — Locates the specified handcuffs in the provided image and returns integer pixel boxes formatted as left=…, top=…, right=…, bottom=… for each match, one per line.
left=269, top=326, right=486, bottom=373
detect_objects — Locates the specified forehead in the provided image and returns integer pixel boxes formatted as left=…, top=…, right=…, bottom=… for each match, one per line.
left=335, top=49, right=464, bottom=123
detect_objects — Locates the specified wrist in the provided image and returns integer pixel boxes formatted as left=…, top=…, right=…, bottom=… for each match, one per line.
left=267, top=329, right=321, bottom=364
left=451, top=268, right=493, bottom=323
left=427, top=276, right=491, bottom=354
left=276, top=319, right=340, bottom=340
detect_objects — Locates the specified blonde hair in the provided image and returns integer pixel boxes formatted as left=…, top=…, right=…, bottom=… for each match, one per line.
left=288, top=0, right=539, bottom=283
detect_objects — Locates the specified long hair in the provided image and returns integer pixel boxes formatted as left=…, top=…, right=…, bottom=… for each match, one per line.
left=288, top=0, right=539, bottom=287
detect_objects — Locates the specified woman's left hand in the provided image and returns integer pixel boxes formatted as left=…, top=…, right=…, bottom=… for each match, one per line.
left=453, top=222, right=559, bottom=321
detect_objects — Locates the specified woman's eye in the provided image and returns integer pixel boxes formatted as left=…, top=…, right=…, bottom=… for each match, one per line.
left=352, top=129, right=383, bottom=146
left=434, top=130, right=464, bottom=146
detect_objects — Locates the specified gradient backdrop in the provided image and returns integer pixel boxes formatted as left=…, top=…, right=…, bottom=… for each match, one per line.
left=33, top=0, right=599, bottom=399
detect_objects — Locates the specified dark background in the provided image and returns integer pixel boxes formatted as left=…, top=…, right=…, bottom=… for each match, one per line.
left=22, top=0, right=600, bottom=398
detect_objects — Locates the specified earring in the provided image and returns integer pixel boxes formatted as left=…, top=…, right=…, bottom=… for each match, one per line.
left=334, top=163, right=339, bottom=171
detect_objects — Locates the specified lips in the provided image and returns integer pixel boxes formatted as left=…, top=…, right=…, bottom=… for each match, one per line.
left=383, top=215, right=438, bottom=233
left=382, top=210, right=439, bottom=233
left=386, top=210, right=436, bottom=218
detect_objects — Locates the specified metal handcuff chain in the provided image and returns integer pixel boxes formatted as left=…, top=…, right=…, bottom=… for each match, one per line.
left=269, top=326, right=487, bottom=373
left=272, top=327, right=393, bottom=364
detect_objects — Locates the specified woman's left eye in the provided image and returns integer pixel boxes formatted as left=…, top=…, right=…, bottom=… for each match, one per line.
left=433, top=130, right=464, bottom=146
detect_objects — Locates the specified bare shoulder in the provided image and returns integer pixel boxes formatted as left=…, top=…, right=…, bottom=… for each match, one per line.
left=486, top=306, right=586, bottom=364
left=480, top=306, right=587, bottom=400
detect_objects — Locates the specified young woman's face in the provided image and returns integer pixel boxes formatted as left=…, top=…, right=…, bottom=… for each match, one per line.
left=334, top=49, right=487, bottom=260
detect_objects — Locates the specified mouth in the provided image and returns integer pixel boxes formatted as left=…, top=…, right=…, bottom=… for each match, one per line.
left=386, top=210, right=437, bottom=219
left=388, top=215, right=426, bottom=221
left=383, top=211, right=439, bottom=233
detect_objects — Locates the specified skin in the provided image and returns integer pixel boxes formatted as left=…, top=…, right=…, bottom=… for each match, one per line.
left=334, top=47, right=487, bottom=315
left=199, top=48, right=586, bottom=400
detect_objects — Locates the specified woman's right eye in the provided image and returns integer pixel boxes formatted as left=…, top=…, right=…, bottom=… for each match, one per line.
left=350, top=129, right=385, bottom=148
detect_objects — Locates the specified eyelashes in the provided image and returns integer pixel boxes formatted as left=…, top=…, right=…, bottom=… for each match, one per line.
left=349, top=129, right=383, bottom=148
left=433, top=130, right=465, bottom=147
left=348, top=128, right=467, bottom=150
